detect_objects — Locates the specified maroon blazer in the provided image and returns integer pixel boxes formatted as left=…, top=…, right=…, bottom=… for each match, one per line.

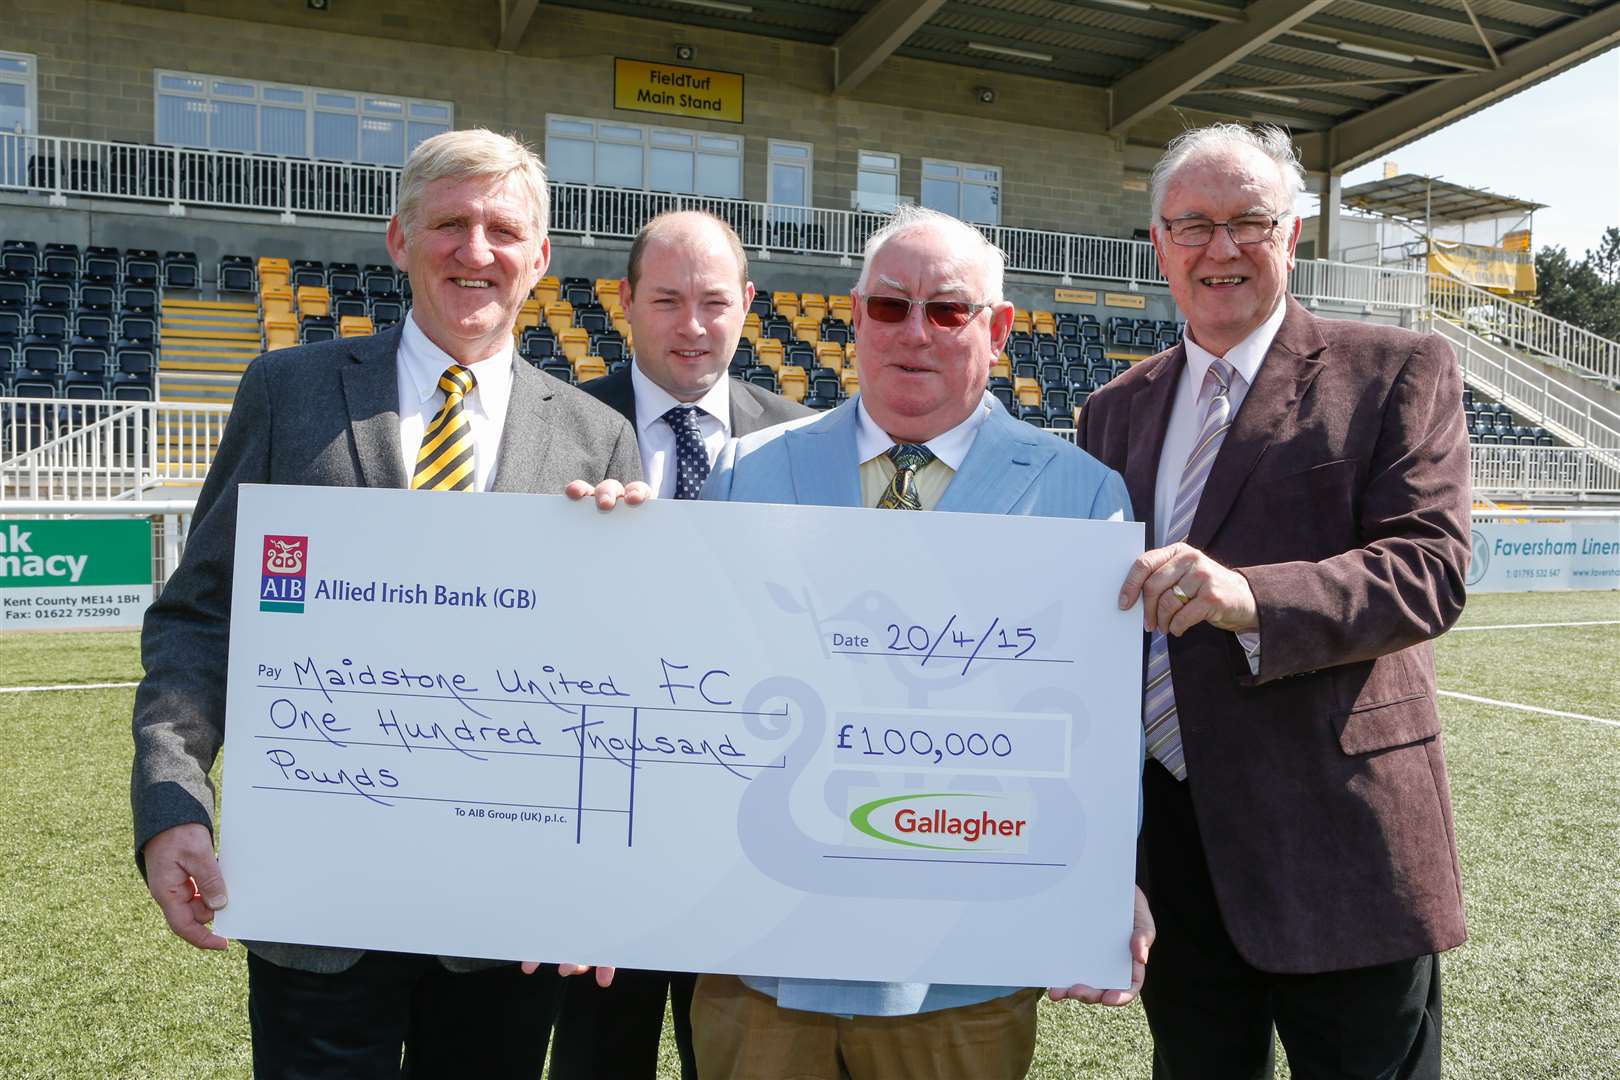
left=1078, top=297, right=1470, bottom=974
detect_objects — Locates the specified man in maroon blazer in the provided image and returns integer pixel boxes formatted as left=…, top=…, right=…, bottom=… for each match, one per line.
left=1078, top=124, right=1470, bottom=1079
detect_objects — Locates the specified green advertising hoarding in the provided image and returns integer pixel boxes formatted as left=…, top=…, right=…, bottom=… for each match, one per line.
left=1, top=519, right=154, bottom=630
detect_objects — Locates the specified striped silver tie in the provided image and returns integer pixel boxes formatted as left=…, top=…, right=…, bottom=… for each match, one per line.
left=1143, top=358, right=1235, bottom=780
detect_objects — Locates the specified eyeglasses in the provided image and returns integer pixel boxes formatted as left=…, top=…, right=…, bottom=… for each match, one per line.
left=1161, top=215, right=1286, bottom=247
left=862, top=295, right=989, bottom=328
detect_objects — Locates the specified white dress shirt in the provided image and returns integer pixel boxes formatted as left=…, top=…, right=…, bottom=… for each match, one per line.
left=1154, top=298, right=1286, bottom=669
left=854, top=395, right=988, bottom=471
left=630, top=361, right=732, bottom=499
left=395, top=313, right=515, bottom=493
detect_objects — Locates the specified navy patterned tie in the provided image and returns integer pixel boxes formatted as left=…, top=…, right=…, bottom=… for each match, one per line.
left=877, top=443, right=935, bottom=510
left=663, top=405, right=711, bottom=500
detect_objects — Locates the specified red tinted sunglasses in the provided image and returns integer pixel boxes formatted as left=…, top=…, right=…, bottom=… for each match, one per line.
left=863, top=295, right=989, bottom=328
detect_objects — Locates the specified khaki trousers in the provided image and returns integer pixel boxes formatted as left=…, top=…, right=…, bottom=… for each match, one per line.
left=690, top=974, right=1041, bottom=1080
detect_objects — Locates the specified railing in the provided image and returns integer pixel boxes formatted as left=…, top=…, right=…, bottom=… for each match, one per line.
left=1428, top=317, right=1620, bottom=453
left=0, top=397, right=230, bottom=501
left=1469, top=444, right=1620, bottom=498
left=2, top=131, right=1426, bottom=309
left=1428, top=273, right=1620, bottom=386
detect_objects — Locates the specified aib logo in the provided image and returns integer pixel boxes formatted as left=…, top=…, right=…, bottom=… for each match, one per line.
left=260, top=535, right=308, bottom=613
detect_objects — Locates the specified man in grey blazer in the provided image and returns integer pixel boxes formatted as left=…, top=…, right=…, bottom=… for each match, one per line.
left=554, top=210, right=809, bottom=1080
left=131, top=129, right=639, bottom=1077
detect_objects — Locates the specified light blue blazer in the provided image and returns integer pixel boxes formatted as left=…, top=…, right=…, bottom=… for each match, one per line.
left=701, top=395, right=1134, bottom=1018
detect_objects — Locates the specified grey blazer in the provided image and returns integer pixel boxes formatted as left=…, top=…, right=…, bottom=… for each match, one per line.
left=579, top=364, right=813, bottom=443
left=130, top=325, right=641, bottom=973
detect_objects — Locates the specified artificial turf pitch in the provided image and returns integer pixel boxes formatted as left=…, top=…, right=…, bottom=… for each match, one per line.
left=1, top=590, right=1615, bottom=1078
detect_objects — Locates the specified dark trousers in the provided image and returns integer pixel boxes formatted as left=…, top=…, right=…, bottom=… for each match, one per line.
left=1140, top=761, right=1443, bottom=1080
left=548, top=968, right=698, bottom=1080
left=247, top=950, right=562, bottom=1079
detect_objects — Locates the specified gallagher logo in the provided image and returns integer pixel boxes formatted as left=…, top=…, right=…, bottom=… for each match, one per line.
left=849, top=792, right=1032, bottom=853
left=260, top=535, right=308, bottom=613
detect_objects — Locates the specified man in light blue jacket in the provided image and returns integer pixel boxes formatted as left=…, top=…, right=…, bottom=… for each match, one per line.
left=690, top=205, right=1154, bottom=1080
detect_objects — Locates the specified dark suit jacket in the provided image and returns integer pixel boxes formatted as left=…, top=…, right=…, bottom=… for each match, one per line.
left=1077, top=297, right=1470, bottom=975
left=579, top=365, right=812, bottom=450
left=130, top=325, right=641, bottom=973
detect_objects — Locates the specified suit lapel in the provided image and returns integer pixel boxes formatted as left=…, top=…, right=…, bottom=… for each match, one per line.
left=784, top=399, right=862, bottom=507
left=339, top=325, right=409, bottom=489
left=1186, top=299, right=1327, bottom=549
left=936, top=404, right=1050, bottom=514
left=1126, top=349, right=1183, bottom=544
left=597, top=367, right=637, bottom=427
left=491, top=359, right=558, bottom=493
left=728, top=377, right=765, bottom=436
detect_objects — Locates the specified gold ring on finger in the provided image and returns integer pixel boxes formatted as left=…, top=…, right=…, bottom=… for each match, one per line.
left=1171, top=583, right=1191, bottom=605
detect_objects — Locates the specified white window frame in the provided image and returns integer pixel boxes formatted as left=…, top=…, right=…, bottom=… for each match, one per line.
left=0, top=50, right=38, bottom=136
left=921, top=157, right=1001, bottom=226
left=544, top=113, right=743, bottom=199
left=853, top=149, right=900, bottom=212
left=153, top=69, right=453, bottom=164
left=766, top=139, right=813, bottom=207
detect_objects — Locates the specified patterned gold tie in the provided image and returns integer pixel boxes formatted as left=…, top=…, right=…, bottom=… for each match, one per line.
left=412, top=364, right=477, bottom=491
left=876, top=443, right=935, bottom=510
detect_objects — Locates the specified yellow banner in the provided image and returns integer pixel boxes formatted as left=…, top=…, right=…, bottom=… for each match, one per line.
left=1428, top=240, right=1537, bottom=296
left=1104, top=292, right=1146, bottom=310
left=1055, top=288, right=1098, bottom=305
left=614, top=58, right=743, bottom=124
left=1501, top=229, right=1531, bottom=252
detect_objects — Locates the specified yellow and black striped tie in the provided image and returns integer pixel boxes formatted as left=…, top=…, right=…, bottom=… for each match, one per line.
left=876, top=443, right=935, bottom=510
left=413, top=364, right=477, bottom=491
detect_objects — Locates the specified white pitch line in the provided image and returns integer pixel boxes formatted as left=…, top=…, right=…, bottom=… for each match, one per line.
left=1451, top=620, right=1620, bottom=632
left=1439, top=689, right=1619, bottom=728
left=0, top=681, right=139, bottom=694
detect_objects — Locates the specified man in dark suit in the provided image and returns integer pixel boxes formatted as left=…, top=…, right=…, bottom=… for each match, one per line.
left=131, top=129, right=640, bottom=1078
left=1079, top=124, right=1470, bottom=1080
left=552, top=209, right=810, bottom=1080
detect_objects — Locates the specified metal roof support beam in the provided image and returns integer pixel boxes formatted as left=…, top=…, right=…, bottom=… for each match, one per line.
left=497, top=0, right=541, bottom=52
left=834, top=0, right=948, bottom=93
left=1295, top=1, right=1620, bottom=174
left=1107, top=0, right=1335, bottom=135
left=1355, top=0, right=1537, bottom=42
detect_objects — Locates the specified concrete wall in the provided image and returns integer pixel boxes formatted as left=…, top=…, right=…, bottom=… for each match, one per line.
left=6, top=0, right=1184, bottom=239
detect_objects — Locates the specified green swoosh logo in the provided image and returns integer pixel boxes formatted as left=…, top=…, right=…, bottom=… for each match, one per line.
left=849, top=792, right=1002, bottom=851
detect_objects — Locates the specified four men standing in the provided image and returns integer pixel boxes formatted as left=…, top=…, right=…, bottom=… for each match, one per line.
left=132, top=122, right=1470, bottom=1078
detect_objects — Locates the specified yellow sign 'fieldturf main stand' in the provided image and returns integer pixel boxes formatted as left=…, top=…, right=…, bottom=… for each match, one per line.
left=614, top=58, right=744, bottom=124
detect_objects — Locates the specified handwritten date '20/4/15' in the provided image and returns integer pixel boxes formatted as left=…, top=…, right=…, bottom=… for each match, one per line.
left=829, top=615, right=1040, bottom=675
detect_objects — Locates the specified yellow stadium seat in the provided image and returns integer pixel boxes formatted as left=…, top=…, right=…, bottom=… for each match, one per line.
left=612, top=313, right=632, bottom=341
left=844, top=341, right=858, bottom=368
left=772, top=291, right=800, bottom=320
left=778, top=366, right=808, bottom=403
left=828, top=295, right=854, bottom=322
left=755, top=338, right=785, bottom=372
left=265, top=314, right=297, bottom=350
left=1014, top=377, right=1042, bottom=407
left=799, top=293, right=828, bottom=322
left=1032, top=310, right=1056, bottom=336
left=560, top=328, right=590, bottom=363
left=295, top=286, right=330, bottom=318
left=840, top=369, right=860, bottom=396
left=339, top=315, right=373, bottom=338
left=741, top=313, right=762, bottom=346
left=815, top=343, right=845, bottom=371
left=990, top=359, right=1011, bottom=380
left=546, top=300, right=574, bottom=338
left=534, top=277, right=560, bottom=305
left=792, top=316, right=821, bottom=343
left=516, top=299, right=542, bottom=331
left=257, top=257, right=290, bottom=290
left=261, top=284, right=294, bottom=320
left=594, top=279, right=620, bottom=301
left=1012, top=310, right=1031, bottom=335
left=575, top=356, right=608, bottom=382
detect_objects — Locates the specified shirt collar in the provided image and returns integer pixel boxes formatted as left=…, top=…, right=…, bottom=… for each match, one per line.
left=1182, top=296, right=1286, bottom=392
left=630, top=359, right=732, bottom=437
left=854, top=393, right=990, bottom=471
left=399, top=311, right=515, bottom=415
